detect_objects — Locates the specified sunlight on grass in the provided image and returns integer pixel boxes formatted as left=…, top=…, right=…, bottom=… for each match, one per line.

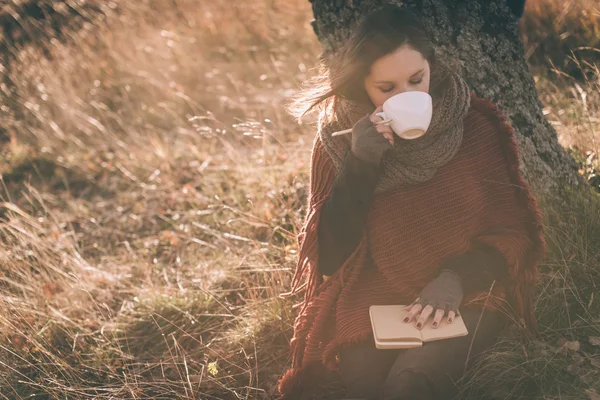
left=0, top=0, right=599, bottom=398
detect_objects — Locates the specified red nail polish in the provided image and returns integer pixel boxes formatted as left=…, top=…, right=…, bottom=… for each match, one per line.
left=417, top=323, right=422, bottom=328
left=432, top=322, right=438, bottom=327
left=448, top=318, right=453, bottom=323
left=403, top=317, right=409, bottom=323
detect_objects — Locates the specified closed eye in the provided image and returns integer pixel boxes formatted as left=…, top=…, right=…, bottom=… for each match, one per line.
left=379, top=77, right=424, bottom=93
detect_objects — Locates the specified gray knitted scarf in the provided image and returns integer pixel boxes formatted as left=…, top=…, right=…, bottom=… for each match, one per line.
left=318, top=65, right=471, bottom=194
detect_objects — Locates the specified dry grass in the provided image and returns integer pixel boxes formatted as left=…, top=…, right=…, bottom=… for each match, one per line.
left=0, top=0, right=599, bottom=399
left=521, top=0, right=600, bottom=79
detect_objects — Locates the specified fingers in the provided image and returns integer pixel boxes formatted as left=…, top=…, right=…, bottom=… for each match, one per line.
left=404, top=298, right=420, bottom=310
left=447, top=310, right=456, bottom=323
left=431, top=308, right=445, bottom=328
left=368, top=105, right=394, bottom=145
left=403, top=302, right=458, bottom=328
left=375, top=124, right=394, bottom=145
left=415, top=304, right=434, bottom=329
left=404, top=303, right=435, bottom=330
left=404, top=303, right=423, bottom=323
left=369, top=105, right=384, bottom=123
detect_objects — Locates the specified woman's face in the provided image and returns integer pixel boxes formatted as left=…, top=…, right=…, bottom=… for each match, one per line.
left=363, top=44, right=430, bottom=107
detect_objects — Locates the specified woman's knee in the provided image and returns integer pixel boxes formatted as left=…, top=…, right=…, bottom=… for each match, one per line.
left=339, top=359, right=384, bottom=399
left=381, top=368, right=437, bottom=400
left=338, top=344, right=396, bottom=399
left=339, top=354, right=387, bottom=399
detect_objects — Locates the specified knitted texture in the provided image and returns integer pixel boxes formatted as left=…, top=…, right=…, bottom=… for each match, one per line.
left=319, top=65, right=471, bottom=193
left=416, top=269, right=464, bottom=313
left=350, top=114, right=393, bottom=164
left=276, top=93, right=546, bottom=399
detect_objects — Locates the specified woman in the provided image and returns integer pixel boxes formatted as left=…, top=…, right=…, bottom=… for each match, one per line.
left=277, top=5, right=546, bottom=400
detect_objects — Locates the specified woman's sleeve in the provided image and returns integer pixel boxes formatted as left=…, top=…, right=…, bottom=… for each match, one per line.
left=317, top=150, right=383, bottom=276
left=441, top=243, right=508, bottom=295
left=284, top=137, right=339, bottom=299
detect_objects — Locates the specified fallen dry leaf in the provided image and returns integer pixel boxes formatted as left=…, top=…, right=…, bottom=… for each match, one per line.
left=557, top=337, right=580, bottom=351
left=42, top=282, right=62, bottom=299
left=586, top=389, right=600, bottom=400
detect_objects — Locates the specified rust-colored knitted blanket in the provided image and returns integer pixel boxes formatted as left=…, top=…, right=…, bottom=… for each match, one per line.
left=277, top=93, right=546, bottom=399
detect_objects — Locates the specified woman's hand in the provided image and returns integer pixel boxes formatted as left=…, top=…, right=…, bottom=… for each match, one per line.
left=403, top=269, right=464, bottom=329
left=350, top=106, right=394, bottom=164
left=370, top=105, right=395, bottom=145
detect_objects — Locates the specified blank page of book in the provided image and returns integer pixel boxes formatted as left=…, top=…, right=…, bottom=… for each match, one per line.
left=420, top=311, right=468, bottom=342
left=369, top=305, right=468, bottom=344
left=369, top=305, right=422, bottom=341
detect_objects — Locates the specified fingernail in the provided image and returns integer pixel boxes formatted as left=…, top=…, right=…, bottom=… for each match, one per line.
left=448, top=318, right=453, bottom=323
left=432, top=322, right=438, bottom=327
left=403, top=317, right=409, bottom=323
left=416, top=323, right=422, bottom=329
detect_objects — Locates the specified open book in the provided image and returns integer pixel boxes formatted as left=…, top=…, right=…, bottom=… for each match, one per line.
left=369, top=305, right=468, bottom=349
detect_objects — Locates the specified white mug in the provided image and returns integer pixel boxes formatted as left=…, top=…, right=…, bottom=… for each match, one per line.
left=376, top=91, right=433, bottom=139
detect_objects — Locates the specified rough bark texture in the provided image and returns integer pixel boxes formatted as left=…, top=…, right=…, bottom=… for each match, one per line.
left=309, top=0, right=583, bottom=195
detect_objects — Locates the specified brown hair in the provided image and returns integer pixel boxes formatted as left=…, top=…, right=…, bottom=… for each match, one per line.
left=287, top=4, right=450, bottom=122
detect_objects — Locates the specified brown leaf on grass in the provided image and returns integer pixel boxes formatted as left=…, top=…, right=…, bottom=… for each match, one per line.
left=160, top=230, right=180, bottom=246
left=557, top=337, right=580, bottom=351
left=589, top=336, right=600, bottom=346
left=10, top=334, right=27, bottom=350
left=586, top=389, right=600, bottom=400
left=51, top=229, right=61, bottom=240
left=132, top=201, right=145, bottom=214
left=42, top=282, right=62, bottom=299
left=564, top=341, right=580, bottom=351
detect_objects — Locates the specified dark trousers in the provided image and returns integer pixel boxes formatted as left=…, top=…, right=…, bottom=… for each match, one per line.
left=338, top=308, right=507, bottom=400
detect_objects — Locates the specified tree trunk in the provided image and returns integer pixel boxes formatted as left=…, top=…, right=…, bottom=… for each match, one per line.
left=308, top=0, right=583, bottom=195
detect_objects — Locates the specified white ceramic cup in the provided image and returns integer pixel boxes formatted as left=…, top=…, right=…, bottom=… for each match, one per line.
left=375, top=91, right=433, bottom=139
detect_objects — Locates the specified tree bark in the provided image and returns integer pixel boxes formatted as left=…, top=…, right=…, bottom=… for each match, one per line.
left=308, top=0, right=583, bottom=195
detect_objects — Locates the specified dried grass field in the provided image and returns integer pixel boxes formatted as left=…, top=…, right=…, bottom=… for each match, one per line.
left=0, top=0, right=599, bottom=399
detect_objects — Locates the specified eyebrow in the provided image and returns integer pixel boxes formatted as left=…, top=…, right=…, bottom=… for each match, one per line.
left=375, top=68, right=425, bottom=84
